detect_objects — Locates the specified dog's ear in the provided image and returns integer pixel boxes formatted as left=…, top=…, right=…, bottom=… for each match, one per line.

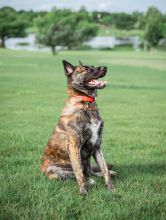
left=63, top=60, right=75, bottom=76
left=79, top=60, right=83, bottom=66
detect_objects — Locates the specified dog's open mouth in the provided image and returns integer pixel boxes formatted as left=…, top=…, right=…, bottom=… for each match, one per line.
left=86, top=79, right=107, bottom=89
left=84, top=66, right=107, bottom=89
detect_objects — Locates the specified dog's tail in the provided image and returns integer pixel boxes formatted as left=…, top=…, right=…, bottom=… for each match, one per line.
left=91, top=163, right=113, bottom=172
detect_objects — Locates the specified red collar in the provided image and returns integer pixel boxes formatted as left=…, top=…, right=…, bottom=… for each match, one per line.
left=69, top=95, right=96, bottom=110
left=69, top=95, right=95, bottom=103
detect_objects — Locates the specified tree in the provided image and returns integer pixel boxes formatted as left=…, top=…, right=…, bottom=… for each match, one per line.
left=35, top=9, right=98, bottom=54
left=0, top=7, right=27, bottom=48
left=145, top=21, right=163, bottom=47
left=161, top=14, right=166, bottom=38
left=131, top=11, right=144, bottom=29
left=102, top=13, right=137, bottom=30
left=144, top=7, right=163, bottom=48
left=102, top=15, right=112, bottom=26
left=18, top=10, right=41, bottom=28
left=35, top=9, right=72, bottom=54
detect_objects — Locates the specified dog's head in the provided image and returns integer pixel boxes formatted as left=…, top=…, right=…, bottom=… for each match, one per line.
left=63, top=60, right=107, bottom=97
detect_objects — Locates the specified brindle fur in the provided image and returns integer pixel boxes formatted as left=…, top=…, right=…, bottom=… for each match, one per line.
left=40, top=60, right=114, bottom=195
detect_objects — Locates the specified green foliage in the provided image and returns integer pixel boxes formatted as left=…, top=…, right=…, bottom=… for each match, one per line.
left=145, top=6, right=162, bottom=20
left=0, top=49, right=166, bottom=220
left=102, top=16, right=112, bottom=26
left=0, top=5, right=165, bottom=51
left=18, top=10, right=43, bottom=28
left=161, top=15, right=166, bottom=38
left=98, top=25, right=144, bottom=38
left=131, top=11, right=144, bottom=29
left=144, top=7, right=164, bottom=47
left=74, top=20, right=98, bottom=44
left=35, top=9, right=98, bottom=54
left=102, top=13, right=138, bottom=30
left=145, top=22, right=163, bottom=47
left=0, top=7, right=27, bottom=47
left=91, top=11, right=102, bottom=23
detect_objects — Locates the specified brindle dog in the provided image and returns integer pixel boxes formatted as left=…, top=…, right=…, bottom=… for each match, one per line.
left=40, top=60, right=115, bottom=195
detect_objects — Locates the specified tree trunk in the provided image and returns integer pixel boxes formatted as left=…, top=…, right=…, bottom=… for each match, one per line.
left=0, top=36, right=6, bottom=48
left=144, top=41, right=147, bottom=51
left=68, top=45, right=72, bottom=50
left=51, top=46, right=56, bottom=55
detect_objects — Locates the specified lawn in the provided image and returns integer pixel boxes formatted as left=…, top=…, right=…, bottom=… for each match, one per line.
left=97, top=25, right=144, bottom=38
left=0, top=49, right=166, bottom=220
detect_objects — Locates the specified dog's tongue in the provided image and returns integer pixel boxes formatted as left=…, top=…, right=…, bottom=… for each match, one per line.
left=88, top=79, right=107, bottom=88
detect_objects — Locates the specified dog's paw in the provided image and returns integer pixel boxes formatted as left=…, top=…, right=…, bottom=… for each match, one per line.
left=106, top=183, right=115, bottom=191
left=80, top=188, right=88, bottom=196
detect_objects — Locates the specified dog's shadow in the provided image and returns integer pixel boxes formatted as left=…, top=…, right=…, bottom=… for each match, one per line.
left=113, top=161, right=165, bottom=180
left=93, top=161, right=165, bottom=193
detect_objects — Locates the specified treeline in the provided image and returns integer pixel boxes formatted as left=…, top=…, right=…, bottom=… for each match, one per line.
left=0, top=6, right=166, bottom=53
left=99, top=8, right=166, bottom=49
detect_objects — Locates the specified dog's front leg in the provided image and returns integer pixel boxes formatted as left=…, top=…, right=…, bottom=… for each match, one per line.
left=93, top=148, right=113, bottom=189
left=67, top=137, right=87, bottom=195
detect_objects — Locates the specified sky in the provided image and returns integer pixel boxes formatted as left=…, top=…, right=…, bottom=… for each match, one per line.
left=0, top=0, right=166, bottom=13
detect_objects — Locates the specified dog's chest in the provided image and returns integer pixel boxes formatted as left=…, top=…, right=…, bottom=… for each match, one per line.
left=86, top=118, right=101, bottom=145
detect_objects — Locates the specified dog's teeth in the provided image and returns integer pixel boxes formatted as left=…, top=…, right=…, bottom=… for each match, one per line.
left=87, top=79, right=107, bottom=87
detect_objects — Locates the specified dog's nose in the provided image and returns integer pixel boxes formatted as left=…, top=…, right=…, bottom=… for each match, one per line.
left=100, top=66, right=107, bottom=71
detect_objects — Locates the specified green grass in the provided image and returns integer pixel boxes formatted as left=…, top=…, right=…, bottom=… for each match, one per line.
left=0, top=49, right=166, bottom=220
left=98, top=25, right=144, bottom=38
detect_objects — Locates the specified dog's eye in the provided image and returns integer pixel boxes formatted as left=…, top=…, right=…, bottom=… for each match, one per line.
left=82, top=67, right=89, bottom=72
left=89, top=68, right=94, bottom=72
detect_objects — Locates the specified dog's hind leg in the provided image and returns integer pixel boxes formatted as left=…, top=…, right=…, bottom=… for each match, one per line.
left=91, top=164, right=116, bottom=177
left=92, top=170, right=116, bottom=177
left=45, top=166, right=74, bottom=180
